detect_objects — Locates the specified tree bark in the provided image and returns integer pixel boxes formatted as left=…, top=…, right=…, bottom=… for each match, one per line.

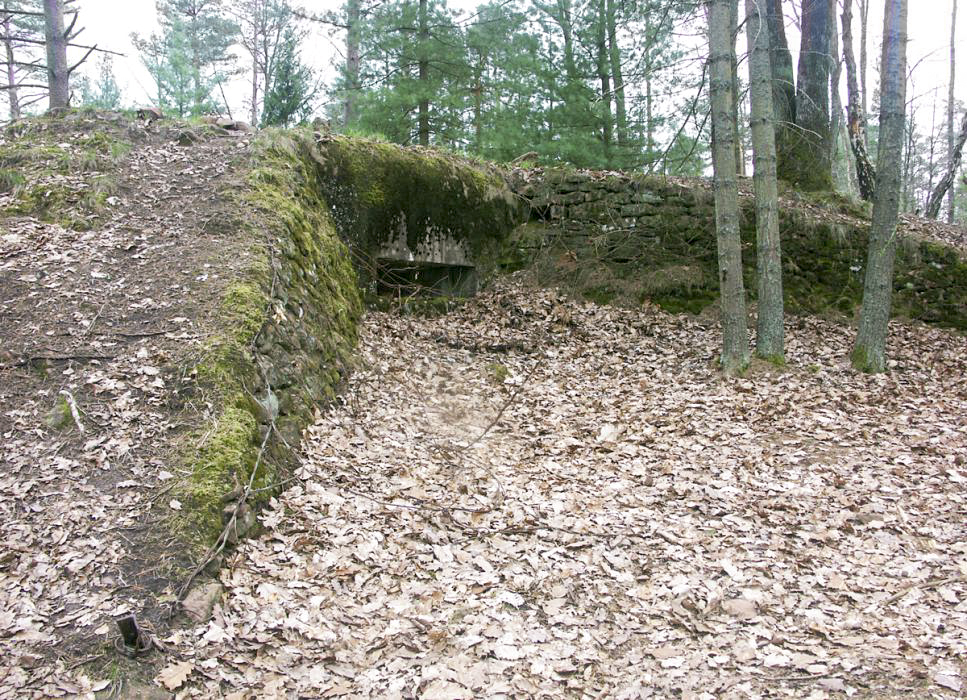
left=729, top=0, right=744, bottom=175
left=853, top=0, right=908, bottom=373
left=782, top=0, right=833, bottom=190
left=42, top=0, right=67, bottom=111
left=417, top=0, right=429, bottom=146
left=708, top=0, right=749, bottom=374
left=344, top=0, right=361, bottom=127
left=765, top=0, right=796, bottom=163
left=595, top=0, right=613, bottom=164
left=842, top=0, right=875, bottom=200
left=859, top=0, right=869, bottom=124
left=745, top=0, right=783, bottom=361
left=947, top=0, right=958, bottom=222
left=2, top=4, right=20, bottom=119
left=926, top=110, right=967, bottom=219
left=605, top=0, right=627, bottom=149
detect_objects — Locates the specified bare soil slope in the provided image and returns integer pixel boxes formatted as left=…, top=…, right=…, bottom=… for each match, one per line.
left=0, top=111, right=258, bottom=696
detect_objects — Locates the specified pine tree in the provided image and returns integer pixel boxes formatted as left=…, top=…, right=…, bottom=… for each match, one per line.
left=78, top=54, right=120, bottom=108
left=261, top=26, right=311, bottom=127
left=134, top=0, right=238, bottom=116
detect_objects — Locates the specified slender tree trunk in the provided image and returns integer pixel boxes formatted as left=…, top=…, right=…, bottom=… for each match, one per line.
left=745, top=0, right=783, bottom=361
left=948, top=0, right=958, bottom=222
left=709, top=0, right=749, bottom=374
left=344, top=0, right=361, bottom=127
left=42, top=0, right=68, bottom=111
left=783, top=0, right=833, bottom=189
left=859, top=0, right=869, bottom=125
left=417, top=0, right=429, bottom=146
left=730, top=0, right=745, bottom=175
left=829, top=4, right=844, bottom=188
left=595, top=0, right=613, bottom=164
left=2, top=6, right=20, bottom=119
left=250, top=54, right=258, bottom=126
left=606, top=0, right=627, bottom=149
left=853, top=0, right=908, bottom=373
left=926, top=110, right=967, bottom=218
left=842, top=0, right=876, bottom=199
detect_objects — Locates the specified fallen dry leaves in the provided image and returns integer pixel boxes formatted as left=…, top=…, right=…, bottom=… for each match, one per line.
left=161, top=279, right=966, bottom=698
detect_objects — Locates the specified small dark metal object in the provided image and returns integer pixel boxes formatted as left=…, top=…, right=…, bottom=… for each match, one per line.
left=114, top=613, right=152, bottom=657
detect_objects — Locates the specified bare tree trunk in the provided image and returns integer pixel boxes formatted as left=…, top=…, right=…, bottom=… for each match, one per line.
left=605, top=0, right=627, bottom=149
left=842, top=0, right=876, bottom=199
left=829, top=4, right=845, bottom=189
left=853, top=0, right=908, bottom=373
left=2, top=4, right=20, bottom=119
left=926, top=110, right=967, bottom=218
left=745, top=0, right=783, bottom=361
left=42, top=0, right=67, bottom=111
left=709, top=0, right=749, bottom=374
left=344, top=0, right=361, bottom=127
left=948, top=0, right=958, bottom=222
left=595, top=0, right=613, bottom=164
left=859, top=0, right=869, bottom=123
left=250, top=54, right=258, bottom=126
left=765, top=0, right=795, bottom=128
left=783, top=0, right=833, bottom=190
left=730, top=0, right=745, bottom=175
left=417, top=0, right=429, bottom=146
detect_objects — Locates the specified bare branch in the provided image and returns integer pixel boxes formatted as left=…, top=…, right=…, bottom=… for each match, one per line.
left=0, top=35, right=124, bottom=56
left=67, top=44, right=96, bottom=75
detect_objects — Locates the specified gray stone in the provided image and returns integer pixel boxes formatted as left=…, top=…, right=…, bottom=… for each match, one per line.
left=181, top=582, right=224, bottom=622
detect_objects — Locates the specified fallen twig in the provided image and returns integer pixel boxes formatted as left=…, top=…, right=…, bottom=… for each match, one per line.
left=880, top=574, right=965, bottom=607
left=58, top=390, right=85, bottom=433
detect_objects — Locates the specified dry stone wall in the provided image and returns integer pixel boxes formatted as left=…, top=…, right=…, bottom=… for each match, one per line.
left=508, top=168, right=967, bottom=328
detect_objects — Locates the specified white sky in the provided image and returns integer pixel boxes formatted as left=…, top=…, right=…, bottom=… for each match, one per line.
left=68, top=0, right=967, bottom=128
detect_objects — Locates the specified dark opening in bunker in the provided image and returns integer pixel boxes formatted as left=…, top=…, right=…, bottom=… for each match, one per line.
left=375, top=258, right=478, bottom=297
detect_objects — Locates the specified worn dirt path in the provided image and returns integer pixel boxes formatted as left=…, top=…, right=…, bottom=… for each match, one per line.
left=162, top=282, right=967, bottom=699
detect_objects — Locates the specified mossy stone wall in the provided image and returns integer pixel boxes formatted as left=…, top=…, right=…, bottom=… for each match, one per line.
left=307, top=133, right=522, bottom=288
left=511, top=169, right=967, bottom=329
left=175, top=131, right=363, bottom=550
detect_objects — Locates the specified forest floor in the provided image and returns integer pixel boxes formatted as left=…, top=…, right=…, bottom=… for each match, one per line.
left=0, top=113, right=255, bottom=699
left=156, top=280, right=967, bottom=699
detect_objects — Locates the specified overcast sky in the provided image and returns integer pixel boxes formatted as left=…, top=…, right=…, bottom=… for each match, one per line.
left=69, top=0, right=967, bottom=128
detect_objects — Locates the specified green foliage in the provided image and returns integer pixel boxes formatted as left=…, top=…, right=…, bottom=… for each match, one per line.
left=77, top=56, right=123, bottom=110
left=261, top=28, right=313, bottom=127
left=132, top=0, right=238, bottom=116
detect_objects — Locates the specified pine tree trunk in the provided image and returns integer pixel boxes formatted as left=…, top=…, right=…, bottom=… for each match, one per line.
left=595, top=0, right=613, bottom=164
left=729, top=0, right=745, bottom=175
left=745, top=0, right=784, bottom=362
left=344, top=0, right=361, bottom=127
left=765, top=0, right=796, bottom=163
left=42, top=0, right=68, bottom=111
left=926, top=110, right=967, bottom=219
left=782, top=0, right=833, bottom=190
left=859, top=0, right=869, bottom=122
left=853, top=0, right=908, bottom=374
left=2, top=5, right=20, bottom=119
left=250, top=54, right=259, bottom=126
left=605, top=0, right=627, bottom=149
left=842, top=0, right=876, bottom=200
left=947, top=0, right=958, bottom=222
left=418, top=0, right=429, bottom=146
left=709, top=0, right=749, bottom=374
